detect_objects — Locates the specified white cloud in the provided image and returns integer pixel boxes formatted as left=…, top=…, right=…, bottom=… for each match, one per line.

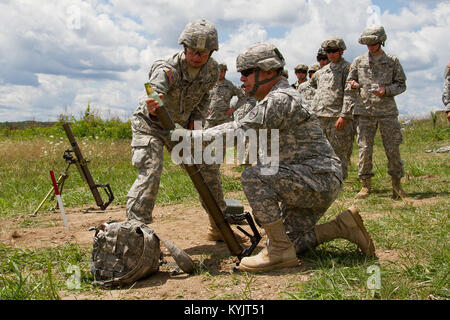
left=0, top=0, right=449, bottom=122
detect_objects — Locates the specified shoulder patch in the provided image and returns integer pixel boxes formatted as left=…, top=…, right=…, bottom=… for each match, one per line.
left=165, top=69, right=175, bottom=85
left=248, top=107, right=258, bottom=120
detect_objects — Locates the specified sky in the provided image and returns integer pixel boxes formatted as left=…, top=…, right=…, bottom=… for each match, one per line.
left=0, top=0, right=449, bottom=122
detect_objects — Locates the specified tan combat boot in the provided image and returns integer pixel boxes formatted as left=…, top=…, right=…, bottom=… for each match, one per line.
left=239, top=219, right=298, bottom=272
left=391, top=177, right=406, bottom=199
left=205, top=215, right=246, bottom=243
left=314, top=207, right=376, bottom=257
left=355, top=178, right=371, bottom=199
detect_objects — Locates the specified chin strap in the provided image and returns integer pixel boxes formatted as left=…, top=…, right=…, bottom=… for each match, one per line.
left=248, top=69, right=281, bottom=96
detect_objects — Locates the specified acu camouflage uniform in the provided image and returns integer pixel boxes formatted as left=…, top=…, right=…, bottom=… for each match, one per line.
left=126, top=51, right=226, bottom=224
left=310, top=56, right=354, bottom=180
left=291, top=64, right=309, bottom=90
left=232, top=87, right=257, bottom=121
left=297, top=63, right=320, bottom=107
left=443, top=63, right=450, bottom=113
left=343, top=49, right=407, bottom=180
left=205, top=78, right=245, bottom=128
left=203, top=78, right=343, bottom=255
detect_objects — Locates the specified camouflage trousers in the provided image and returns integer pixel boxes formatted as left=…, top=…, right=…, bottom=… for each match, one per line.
left=241, top=164, right=342, bottom=255
left=318, top=117, right=355, bottom=180
left=126, top=134, right=227, bottom=224
left=355, top=115, right=404, bottom=180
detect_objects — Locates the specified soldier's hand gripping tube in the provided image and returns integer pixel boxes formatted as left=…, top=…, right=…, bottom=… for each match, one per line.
left=147, top=83, right=261, bottom=260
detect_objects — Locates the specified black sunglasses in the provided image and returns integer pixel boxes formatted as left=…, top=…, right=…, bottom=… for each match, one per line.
left=241, top=68, right=255, bottom=77
left=325, top=48, right=340, bottom=53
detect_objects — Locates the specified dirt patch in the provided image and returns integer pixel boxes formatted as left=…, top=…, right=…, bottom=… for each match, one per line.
left=0, top=199, right=391, bottom=300
left=1, top=202, right=310, bottom=300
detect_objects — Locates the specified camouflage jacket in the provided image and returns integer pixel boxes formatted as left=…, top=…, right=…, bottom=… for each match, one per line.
left=206, top=79, right=245, bottom=121
left=297, top=80, right=316, bottom=107
left=233, top=92, right=257, bottom=121
left=291, top=80, right=307, bottom=90
left=203, top=78, right=342, bottom=177
left=443, top=63, right=450, bottom=112
left=343, top=51, right=406, bottom=117
left=310, top=58, right=351, bottom=118
left=131, top=51, right=219, bottom=146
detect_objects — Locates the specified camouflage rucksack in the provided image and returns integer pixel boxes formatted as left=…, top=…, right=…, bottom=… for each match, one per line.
left=90, top=219, right=161, bottom=287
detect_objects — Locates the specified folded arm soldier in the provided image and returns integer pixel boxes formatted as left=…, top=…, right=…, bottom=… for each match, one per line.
left=291, top=64, right=308, bottom=90
left=200, top=43, right=375, bottom=272
left=127, top=19, right=244, bottom=242
left=343, top=25, right=407, bottom=199
left=205, top=63, right=245, bottom=129
left=310, top=37, right=354, bottom=180
left=443, top=62, right=450, bottom=122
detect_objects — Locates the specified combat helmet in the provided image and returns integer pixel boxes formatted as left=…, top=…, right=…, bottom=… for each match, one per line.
left=294, top=63, right=309, bottom=73
left=178, top=19, right=219, bottom=51
left=321, top=36, right=346, bottom=51
left=308, top=63, right=320, bottom=73
left=316, top=47, right=328, bottom=61
left=358, top=25, right=387, bottom=46
left=218, top=63, right=228, bottom=71
left=236, top=42, right=285, bottom=72
left=236, top=43, right=286, bottom=96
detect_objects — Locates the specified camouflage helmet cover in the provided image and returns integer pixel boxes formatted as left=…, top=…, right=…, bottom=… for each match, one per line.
left=90, top=220, right=161, bottom=287
left=321, top=36, right=346, bottom=50
left=316, top=47, right=328, bottom=61
left=294, top=63, right=309, bottom=73
left=308, top=63, right=320, bottom=72
left=358, top=25, right=387, bottom=46
left=218, top=63, right=228, bottom=71
left=178, top=19, right=219, bottom=51
left=236, top=42, right=286, bottom=72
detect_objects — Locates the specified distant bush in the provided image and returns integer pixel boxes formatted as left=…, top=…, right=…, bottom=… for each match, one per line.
left=0, top=104, right=132, bottom=140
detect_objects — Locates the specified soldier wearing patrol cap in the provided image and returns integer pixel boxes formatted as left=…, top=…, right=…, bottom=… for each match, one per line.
left=443, top=62, right=450, bottom=122
left=201, top=43, right=375, bottom=272
left=309, top=36, right=354, bottom=180
left=205, top=63, right=245, bottom=128
left=127, top=19, right=245, bottom=242
left=292, top=63, right=309, bottom=90
left=344, top=25, right=407, bottom=199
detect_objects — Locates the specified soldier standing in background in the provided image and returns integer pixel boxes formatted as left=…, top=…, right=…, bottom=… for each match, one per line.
left=310, top=37, right=354, bottom=180
left=127, top=19, right=244, bottom=242
left=343, top=25, right=407, bottom=199
left=443, top=62, right=450, bottom=122
left=297, top=63, right=320, bottom=107
left=317, top=47, right=330, bottom=68
left=200, top=43, right=375, bottom=272
left=205, top=63, right=245, bottom=129
left=291, top=64, right=309, bottom=90
left=308, top=63, right=320, bottom=79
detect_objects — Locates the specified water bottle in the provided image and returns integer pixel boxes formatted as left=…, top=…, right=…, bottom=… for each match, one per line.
left=144, top=82, right=164, bottom=106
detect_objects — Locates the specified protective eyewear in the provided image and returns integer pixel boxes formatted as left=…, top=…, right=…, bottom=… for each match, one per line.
left=186, top=47, right=210, bottom=57
left=241, top=68, right=255, bottom=77
left=325, top=48, right=340, bottom=53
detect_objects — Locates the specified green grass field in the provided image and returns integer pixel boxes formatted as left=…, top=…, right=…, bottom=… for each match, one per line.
left=0, top=114, right=448, bottom=300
